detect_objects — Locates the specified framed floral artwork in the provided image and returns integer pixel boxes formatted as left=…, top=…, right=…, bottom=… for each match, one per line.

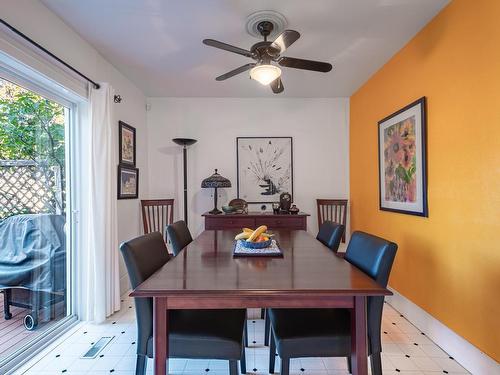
left=119, top=121, right=136, bottom=166
left=378, top=97, right=428, bottom=217
left=237, top=137, right=293, bottom=204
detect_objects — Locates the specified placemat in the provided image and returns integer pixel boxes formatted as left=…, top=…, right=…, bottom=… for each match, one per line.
left=233, top=239, right=283, bottom=257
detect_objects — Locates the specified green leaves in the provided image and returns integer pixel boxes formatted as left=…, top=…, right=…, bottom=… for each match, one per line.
left=0, top=79, right=65, bottom=166
left=395, top=163, right=416, bottom=184
left=1, top=79, right=67, bottom=217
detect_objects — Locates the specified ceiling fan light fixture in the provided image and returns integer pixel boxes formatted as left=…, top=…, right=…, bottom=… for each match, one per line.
left=250, top=64, right=281, bottom=85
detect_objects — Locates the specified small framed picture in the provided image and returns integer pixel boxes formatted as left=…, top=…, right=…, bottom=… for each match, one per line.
left=119, top=121, right=136, bottom=166
left=378, top=97, right=428, bottom=217
left=118, top=165, right=139, bottom=199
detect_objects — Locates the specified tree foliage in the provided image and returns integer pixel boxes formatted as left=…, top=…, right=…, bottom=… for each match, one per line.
left=0, top=78, right=65, bottom=169
left=0, top=78, right=66, bottom=216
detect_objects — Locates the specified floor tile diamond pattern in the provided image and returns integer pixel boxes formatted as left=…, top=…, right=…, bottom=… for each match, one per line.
left=21, top=297, right=470, bottom=375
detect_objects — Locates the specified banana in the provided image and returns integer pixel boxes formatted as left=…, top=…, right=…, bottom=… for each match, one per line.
left=235, top=232, right=251, bottom=240
left=235, top=227, right=273, bottom=241
left=247, top=225, right=268, bottom=242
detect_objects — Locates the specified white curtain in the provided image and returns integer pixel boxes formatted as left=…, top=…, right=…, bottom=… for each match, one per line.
left=78, top=83, right=120, bottom=322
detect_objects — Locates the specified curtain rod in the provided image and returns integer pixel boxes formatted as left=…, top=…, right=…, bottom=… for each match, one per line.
left=0, top=18, right=100, bottom=89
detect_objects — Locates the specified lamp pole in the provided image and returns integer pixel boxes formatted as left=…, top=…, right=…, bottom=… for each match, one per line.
left=172, top=138, right=197, bottom=225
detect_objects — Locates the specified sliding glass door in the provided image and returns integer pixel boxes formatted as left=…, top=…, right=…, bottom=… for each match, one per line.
left=0, top=76, right=74, bottom=366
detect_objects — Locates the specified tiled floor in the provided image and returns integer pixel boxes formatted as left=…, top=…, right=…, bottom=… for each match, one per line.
left=19, top=296, right=469, bottom=375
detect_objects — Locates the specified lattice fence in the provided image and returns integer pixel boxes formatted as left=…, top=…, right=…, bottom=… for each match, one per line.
left=0, top=160, right=63, bottom=220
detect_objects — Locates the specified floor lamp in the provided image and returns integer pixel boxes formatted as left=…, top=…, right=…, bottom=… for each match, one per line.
left=172, top=138, right=197, bottom=225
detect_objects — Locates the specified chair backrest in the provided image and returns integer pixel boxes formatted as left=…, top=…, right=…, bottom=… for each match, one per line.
left=166, top=220, right=193, bottom=256
left=316, top=199, right=348, bottom=242
left=119, top=232, right=171, bottom=356
left=141, top=199, right=174, bottom=236
left=316, top=221, right=345, bottom=253
left=345, top=231, right=398, bottom=355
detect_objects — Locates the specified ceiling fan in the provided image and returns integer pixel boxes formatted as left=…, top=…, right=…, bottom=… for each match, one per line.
left=202, top=21, right=332, bottom=94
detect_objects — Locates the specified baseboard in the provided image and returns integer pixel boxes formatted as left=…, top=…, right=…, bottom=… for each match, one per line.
left=386, top=287, right=499, bottom=375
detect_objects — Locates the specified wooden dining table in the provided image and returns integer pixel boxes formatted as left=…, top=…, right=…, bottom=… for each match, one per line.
left=130, top=229, right=392, bottom=375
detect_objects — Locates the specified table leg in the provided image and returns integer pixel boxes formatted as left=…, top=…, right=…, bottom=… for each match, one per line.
left=154, top=297, right=168, bottom=374
left=350, top=296, right=368, bottom=375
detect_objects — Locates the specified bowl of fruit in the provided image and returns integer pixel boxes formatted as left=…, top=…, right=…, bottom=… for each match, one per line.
left=234, top=226, right=273, bottom=249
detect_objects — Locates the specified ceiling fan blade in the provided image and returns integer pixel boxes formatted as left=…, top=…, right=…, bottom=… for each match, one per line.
left=267, top=30, right=300, bottom=56
left=215, top=63, right=256, bottom=81
left=203, top=39, right=254, bottom=58
left=278, top=57, right=332, bottom=72
left=270, top=77, right=284, bottom=94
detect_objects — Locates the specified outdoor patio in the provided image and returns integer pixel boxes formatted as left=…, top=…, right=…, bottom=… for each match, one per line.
left=0, top=291, right=35, bottom=357
left=0, top=78, right=68, bottom=364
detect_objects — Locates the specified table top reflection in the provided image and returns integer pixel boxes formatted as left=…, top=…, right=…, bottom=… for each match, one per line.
left=131, top=230, right=390, bottom=298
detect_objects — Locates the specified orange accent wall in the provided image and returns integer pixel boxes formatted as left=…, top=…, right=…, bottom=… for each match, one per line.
left=350, top=0, right=500, bottom=361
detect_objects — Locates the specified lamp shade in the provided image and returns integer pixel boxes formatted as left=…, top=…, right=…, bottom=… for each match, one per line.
left=201, top=169, right=231, bottom=188
left=250, top=64, right=281, bottom=85
left=172, top=138, right=197, bottom=147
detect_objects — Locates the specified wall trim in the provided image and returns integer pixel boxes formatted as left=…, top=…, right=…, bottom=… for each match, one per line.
left=386, top=287, right=499, bottom=375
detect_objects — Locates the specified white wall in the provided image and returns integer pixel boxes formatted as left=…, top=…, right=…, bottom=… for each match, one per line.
left=146, top=98, right=350, bottom=237
left=2, top=0, right=148, bottom=295
left=2, top=2, right=350, bottom=297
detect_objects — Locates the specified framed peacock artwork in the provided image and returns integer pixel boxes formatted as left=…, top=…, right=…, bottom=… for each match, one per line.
left=236, top=137, right=293, bottom=204
left=378, top=97, right=428, bottom=217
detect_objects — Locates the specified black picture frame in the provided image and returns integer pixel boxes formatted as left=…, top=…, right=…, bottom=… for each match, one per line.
left=236, top=136, right=294, bottom=204
left=378, top=97, right=428, bottom=217
left=117, top=165, right=139, bottom=200
left=119, top=121, right=136, bottom=166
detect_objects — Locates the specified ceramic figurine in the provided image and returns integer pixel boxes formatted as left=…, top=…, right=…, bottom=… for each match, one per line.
left=279, top=192, right=292, bottom=213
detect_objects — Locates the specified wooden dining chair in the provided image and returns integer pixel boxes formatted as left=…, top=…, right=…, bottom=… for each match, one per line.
left=316, top=199, right=348, bottom=242
left=140, top=199, right=174, bottom=237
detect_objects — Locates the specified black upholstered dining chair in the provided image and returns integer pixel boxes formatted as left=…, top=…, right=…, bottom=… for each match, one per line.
left=263, top=221, right=346, bottom=346
left=166, top=220, right=193, bottom=256
left=316, top=221, right=345, bottom=253
left=120, top=232, right=247, bottom=375
left=165, top=221, right=250, bottom=347
left=267, top=231, right=398, bottom=375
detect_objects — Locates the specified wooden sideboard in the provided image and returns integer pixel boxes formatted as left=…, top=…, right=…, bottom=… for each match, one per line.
left=202, top=212, right=309, bottom=231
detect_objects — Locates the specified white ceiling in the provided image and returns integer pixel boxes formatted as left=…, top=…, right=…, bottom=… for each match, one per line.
left=42, top=0, right=449, bottom=97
